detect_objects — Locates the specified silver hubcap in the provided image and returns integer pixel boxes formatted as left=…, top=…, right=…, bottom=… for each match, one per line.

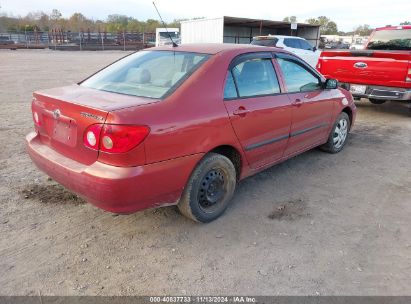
left=333, top=118, right=348, bottom=149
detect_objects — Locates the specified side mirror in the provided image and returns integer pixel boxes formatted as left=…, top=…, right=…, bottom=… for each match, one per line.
left=312, top=47, right=317, bottom=52
left=325, top=78, right=338, bottom=89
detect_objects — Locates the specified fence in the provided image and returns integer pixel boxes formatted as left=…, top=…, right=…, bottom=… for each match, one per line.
left=0, top=30, right=48, bottom=48
left=0, top=30, right=156, bottom=51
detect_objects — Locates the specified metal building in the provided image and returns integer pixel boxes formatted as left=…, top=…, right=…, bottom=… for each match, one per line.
left=181, top=16, right=321, bottom=47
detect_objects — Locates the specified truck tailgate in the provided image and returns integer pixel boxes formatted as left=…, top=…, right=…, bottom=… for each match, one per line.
left=318, top=50, right=411, bottom=88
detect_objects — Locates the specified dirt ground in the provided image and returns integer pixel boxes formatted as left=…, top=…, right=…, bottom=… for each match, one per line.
left=1, top=49, right=411, bottom=296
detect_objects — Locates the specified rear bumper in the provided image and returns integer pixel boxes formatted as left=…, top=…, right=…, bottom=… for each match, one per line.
left=340, top=83, right=411, bottom=101
left=26, top=131, right=203, bottom=214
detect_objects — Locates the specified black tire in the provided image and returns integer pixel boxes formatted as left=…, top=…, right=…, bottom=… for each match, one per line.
left=320, top=112, right=350, bottom=154
left=178, top=153, right=236, bottom=223
left=369, top=98, right=386, bottom=105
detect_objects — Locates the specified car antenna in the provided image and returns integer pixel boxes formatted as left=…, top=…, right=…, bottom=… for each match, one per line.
left=152, top=1, right=178, bottom=47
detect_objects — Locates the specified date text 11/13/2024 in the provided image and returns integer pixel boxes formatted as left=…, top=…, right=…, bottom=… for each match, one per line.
left=149, top=296, right=256, bottom=303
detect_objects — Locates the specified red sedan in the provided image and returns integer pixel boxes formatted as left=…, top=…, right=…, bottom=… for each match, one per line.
left=26, top=44, right=356, bottom=223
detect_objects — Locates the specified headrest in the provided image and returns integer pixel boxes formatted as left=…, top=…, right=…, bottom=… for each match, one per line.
left=239, top=61, right=264, bottom=81
left=126, top=68, right=151, bottom=84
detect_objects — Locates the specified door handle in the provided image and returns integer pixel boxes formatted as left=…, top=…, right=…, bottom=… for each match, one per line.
left=293, top=99, right=303, bottom=107
left=233, top=107, right=250, bottom=116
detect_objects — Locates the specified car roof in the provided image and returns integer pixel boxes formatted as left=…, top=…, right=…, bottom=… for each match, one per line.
left=254, top=35, right=305, bottom=40
left=146, top=43, right=284, bottom=55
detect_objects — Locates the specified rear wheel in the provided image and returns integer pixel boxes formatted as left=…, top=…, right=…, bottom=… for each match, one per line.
left=178, top=153, right=236, bottom=223
left=320, top=112, right=350, bottom=154
left=369, top=98, right=386, bottom=105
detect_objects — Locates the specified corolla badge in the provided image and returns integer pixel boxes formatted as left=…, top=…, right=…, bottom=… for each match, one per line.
left=80, top=112, right=104, bottom=121
left=53, top=109, right=61, bottom=119
left=354, top=62, right=368, bottom=69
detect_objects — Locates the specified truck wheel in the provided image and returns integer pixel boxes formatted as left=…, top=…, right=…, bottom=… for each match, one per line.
left=369, top=98, right=386, bottom=105
left=178, top=153, right=236, bottom=223
left=320, top=112, right=350, bottom=154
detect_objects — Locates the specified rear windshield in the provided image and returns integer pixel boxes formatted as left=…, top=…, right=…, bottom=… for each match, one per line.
left=251, top=38, right=278, bottom=47
left=81, top=50, right=210, bottom=98
left=367, top=29, right=411, bottom=50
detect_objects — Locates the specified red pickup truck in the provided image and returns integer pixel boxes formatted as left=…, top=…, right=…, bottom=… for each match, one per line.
left=317, top=26, right=411, bottom=104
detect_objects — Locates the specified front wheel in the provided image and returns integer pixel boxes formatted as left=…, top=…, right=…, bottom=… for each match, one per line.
left=320, top=112, right=350, bottom=154
left=178, top=153, right=236, bottom=223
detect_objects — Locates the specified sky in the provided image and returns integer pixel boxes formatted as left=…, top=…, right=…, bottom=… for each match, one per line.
left=1, top=0, right=410, bottom=31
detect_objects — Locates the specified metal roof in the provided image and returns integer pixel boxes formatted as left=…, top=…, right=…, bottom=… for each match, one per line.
left=223, top=16, right=320, bottom=29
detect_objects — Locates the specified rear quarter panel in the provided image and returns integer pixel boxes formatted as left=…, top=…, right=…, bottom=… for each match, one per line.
left=332, top=88, right=356, bottom=128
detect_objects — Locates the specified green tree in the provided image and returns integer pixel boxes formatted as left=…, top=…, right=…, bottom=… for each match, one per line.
left=306, top=16, right=338, bottom=34
left=283, top=16, right=297, bottom=23
left=324, top=21, right=338, bottom=34
left=144, top=19, right=162, bottom=32
left=127, top=19, right=145, bottom=32
left=50, top=9, right=62, bottom=21
left=354, top=24, right=373, bottom=36
left=0, top=9, right=187, bottom=33
left=38, top=12, right=50, bottom=31
left=305, top=18, right=317, bottom=25
left=106, top=14, right=129, bottom=31
left=400, top=21, right=411, bottom=25
left=69, top=13, right=88, bottom=31
left=49, top=8, right=62, bottom=29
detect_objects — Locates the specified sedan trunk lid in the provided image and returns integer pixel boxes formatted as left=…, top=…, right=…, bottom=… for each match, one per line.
left=32, top=85, right=158, bottom=165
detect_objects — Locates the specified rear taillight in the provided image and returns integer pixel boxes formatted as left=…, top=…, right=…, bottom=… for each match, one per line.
left=84, top=124, right=102, bottom=150
left=100, top=124, right=150, bottom=153
left=406, top=68, right=411, bottom=82
left=84, top=124, right=149, bottom=153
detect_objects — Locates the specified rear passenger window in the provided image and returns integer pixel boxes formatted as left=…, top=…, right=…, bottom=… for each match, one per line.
left=299, top=39, right=314, bottom=50
left=230, top=59, right=280, bottom=98
left=283, top=38, right=300, bottom=49
left=251, top=38, right=278, bottom=47
left=277, top=58, right=321, bottom=92
left=224, top=71, right=238, bottom=99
